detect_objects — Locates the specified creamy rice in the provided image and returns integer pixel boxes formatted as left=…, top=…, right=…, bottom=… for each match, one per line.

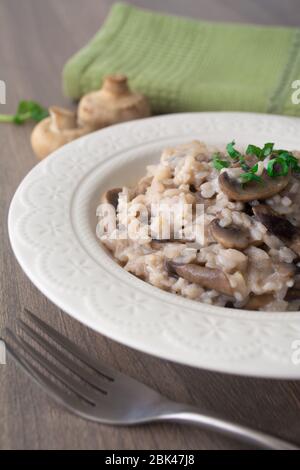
left=97, top=141, right=300, bottom=311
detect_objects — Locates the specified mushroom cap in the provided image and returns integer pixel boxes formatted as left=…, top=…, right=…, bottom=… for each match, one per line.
left=49, top=106, right=77, bottom=130
left=101, top=188, right=122, bottom=210
left=166, top=261, right=233, bottom=296
left=78, top=75, right=151, bottom=129
left=209, top=219, right=250, bottom=249
left=219, top=171, right=290, bottom=202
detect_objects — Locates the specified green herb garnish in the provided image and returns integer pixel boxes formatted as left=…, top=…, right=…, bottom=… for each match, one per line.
left=240, top=162, right=262, bottom=184
left=226, top=140, right=242, bottom=160
left=262, top=142, right=274, bottom=157
left=267, top=156, right=289, bottom=177
left=277, top=151, right=300, bottom=172
left=215, top=140, right=300, bottom=185
left=212, top=153, right=230, bottom=170
left=0, top=100, right=48, bottom=125
left=246, top=142, right=274, bottom=159
left=240, top=172, right=263, bottom=183
left=245, top=144, right=262, bottom=158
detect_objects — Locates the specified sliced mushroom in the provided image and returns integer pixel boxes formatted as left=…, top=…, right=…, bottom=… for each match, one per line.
left=209, top=219, right=250, bottom=249
left=101, top=188, right=122, bottom=210
left=285, top=288, right=300, bottom=302
left=219, top=171, right=290, bottom=202
left=285, top=286, right=300, bottom=302
left=244, top=293, right=274, bottom=310
left=284, top=278, right=300, bottom=302
left=166, top=261, right=233, bottom=296
left=253, top=204, right=300, bottom=256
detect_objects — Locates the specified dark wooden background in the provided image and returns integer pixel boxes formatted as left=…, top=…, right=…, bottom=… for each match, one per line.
left=1, top=0, right=300, bottom=450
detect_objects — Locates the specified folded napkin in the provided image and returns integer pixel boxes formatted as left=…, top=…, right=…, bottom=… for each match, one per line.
left=63, top=2, right=300, bottom=116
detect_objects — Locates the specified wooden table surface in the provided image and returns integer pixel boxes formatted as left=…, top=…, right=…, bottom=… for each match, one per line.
left=1, top=0, right=300, bottom=450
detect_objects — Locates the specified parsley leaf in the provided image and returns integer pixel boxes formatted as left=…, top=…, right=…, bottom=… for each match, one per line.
left=240, top=162, right=262, bottom=184
left=246, top=144, right=262, bottom=158
left=212, top=153, right=230, bottom=171
left=245, top=142, right=274, bottom=160
left=0, top=100, right=48, bottom=125
left=262, top=142, right=274, bottom=157
left=240, top=172, right=262, bottom=183
left=226, top=141, right=242, bottom=160
left=267, top=156, right=289, bottom=177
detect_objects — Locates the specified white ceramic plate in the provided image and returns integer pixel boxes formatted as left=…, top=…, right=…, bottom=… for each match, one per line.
left=9, top=112, right=300, bottom=378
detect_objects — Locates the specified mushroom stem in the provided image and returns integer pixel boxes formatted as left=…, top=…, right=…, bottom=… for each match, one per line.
left=31, top=106, right=93, bottom=160
left=101, top=75, right=130, bottom=97
left=49, top=106, right=77, bottom=131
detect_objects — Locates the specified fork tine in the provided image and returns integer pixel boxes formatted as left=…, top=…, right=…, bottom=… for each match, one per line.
left=5, top=328, right=100, bottom=406
left=24, top=308, right=114, bottom=381
left=18, top=318, right=108, bottom=394
left=5, top=338, right=94, bottom=418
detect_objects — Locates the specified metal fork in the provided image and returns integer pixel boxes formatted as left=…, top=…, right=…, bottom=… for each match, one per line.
left=3, top=308, right=297, bottom=450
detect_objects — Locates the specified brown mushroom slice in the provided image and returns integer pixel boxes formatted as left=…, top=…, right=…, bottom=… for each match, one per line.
left=244, top=293, right=274, bottom=310
left=253, top=204, right=300, bottom=256
left=101, top=188, right=122, bottom=210
left=209, top=219, right=250, bottom=249
left=166, top=261, right=233, bottom=296
left=219, top=171, right=290, bottom=202
left=285, top=288, right=300, bottom=302
left=284, top=278, right=300, bottom=302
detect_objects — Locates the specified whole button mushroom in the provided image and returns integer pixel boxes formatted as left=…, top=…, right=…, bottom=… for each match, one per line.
left=31, top=106, right=92, bottom=160
left=77, top=74, right=151, bottom=130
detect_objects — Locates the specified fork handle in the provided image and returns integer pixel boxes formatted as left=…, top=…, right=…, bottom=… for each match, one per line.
left=159, top=407, right=297, bottom=450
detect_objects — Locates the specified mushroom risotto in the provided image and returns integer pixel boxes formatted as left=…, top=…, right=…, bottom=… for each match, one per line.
left=97, top=140, right=300, bottom=311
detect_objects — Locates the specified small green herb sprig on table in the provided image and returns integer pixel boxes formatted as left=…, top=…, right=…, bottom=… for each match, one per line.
left=0, top=100, right=48, bottom=125
left=213, top=140, right=300, bottom=184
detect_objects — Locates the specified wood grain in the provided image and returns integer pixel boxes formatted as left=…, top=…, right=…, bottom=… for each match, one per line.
left=1, top=0, right=300, bottom=450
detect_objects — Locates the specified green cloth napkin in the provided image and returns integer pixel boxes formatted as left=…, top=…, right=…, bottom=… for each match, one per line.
left=63, top=2, right=300, bottom=116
